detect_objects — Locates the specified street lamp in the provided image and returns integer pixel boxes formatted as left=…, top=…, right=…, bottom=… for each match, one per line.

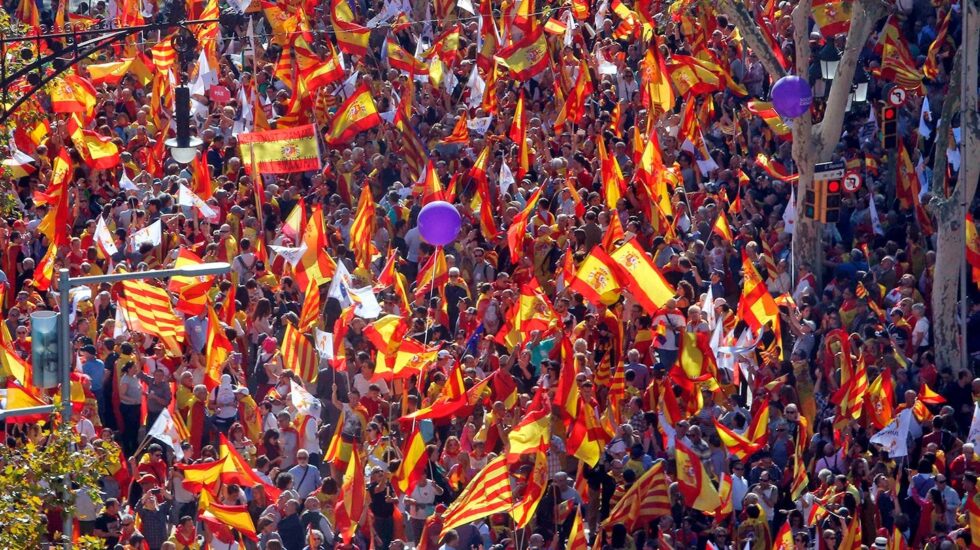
left=818, top=43, right=841, bottom=81
left=55, top=261, right=231, bottom=546
left=853, top=69, right=870, bottom=103
left=165, top=85, right=203, bottom=164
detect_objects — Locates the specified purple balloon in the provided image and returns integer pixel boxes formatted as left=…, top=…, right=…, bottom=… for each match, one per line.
left=417, top=200, right=462, bottom=246
left=770, top=75, right=813, bottom=119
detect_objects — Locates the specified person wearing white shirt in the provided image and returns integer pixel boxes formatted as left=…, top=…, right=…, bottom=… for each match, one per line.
left=406, top=478, right=443, bottom=543
left=730, top=460, right=750, bottom=513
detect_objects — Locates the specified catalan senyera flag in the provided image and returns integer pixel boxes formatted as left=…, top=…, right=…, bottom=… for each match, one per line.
left=119, top=280, right=185, bottom=353
left=440, top=454, right=514, bottom=535
left=203, top=304, right=233, bottom=390
left=568, top=246, right=624, bottom=306
left=839, top=514, right=862, bottom=550
left=350, top=188, right=380, bottom=269
left=325, top=85, right=381, bottom=146
left=713, top=403, right=769, bottom=460
left=238, top=124, right=321, bottom=174
left=609, top=239, right=675, bottom=311
left=737, top=256, right=779, bottom=333
left=281, top=321, right=319, bottom=385
left=495, top=25, right=550, bottom=81
left=967, top=214, right=980, bottom=289
left=298, top=279, right=321, bottom=332
left=49, top=74, right=98, bottom=118
left=675, top=440, right=721, bottom=512
left=924, top=9, right=953, bottom=80
left=150, top=40, right=176, bottom=72
left=198, top=490, right=257, bottom=540
left=604, top=460, right=670, bottom=529
left=167, top=249, right=216, bottom=316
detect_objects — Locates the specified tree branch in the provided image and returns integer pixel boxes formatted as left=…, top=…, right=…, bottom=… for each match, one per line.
left=958, top=0, right=980, bottom=207
left=790, top=0, right=814, bottom=173
left=715, top=0, right=788, bottom=80
left=929, top=49, right=962, bottom=202
left=814, top=0, right=890, bottom=160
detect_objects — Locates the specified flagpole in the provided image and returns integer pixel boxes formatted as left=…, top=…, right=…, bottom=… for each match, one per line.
left=410, top=246, right=442, bottom=436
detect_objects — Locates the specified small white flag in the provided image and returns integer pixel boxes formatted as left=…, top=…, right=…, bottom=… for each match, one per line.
left=782, top=187, right=797, bottom=235
left=499, top=161, right=515, bottom=195
left=119, top=170, right=138, bottom=191
left=918, top=96, right=931, bottom=139
left=269, top=244, right=308, bottom=267
left=328, top=260, right=355, bottom=308
left=94, top=216, right=118, bottom=258
left=146, top=408, right=186, bottom=460
left=869, top=193, right=884, bottom=235
left=289, top=379, right=321, bottom=419
left=314, top=329, right=335, bottom=360
left=869, top=408, right=913, bottom=458
left=466, top=63, right=485, bottom=109
left=129, top=219, right=162, bottom=249
left=467, top=116, right=493, bottom=135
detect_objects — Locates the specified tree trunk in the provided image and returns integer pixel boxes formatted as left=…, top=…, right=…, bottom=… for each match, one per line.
left=930, top=0, right=979, bottom=372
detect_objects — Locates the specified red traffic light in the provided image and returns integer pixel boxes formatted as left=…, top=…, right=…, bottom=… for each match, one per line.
left=883, top=107, right=897, bottom=120
left=827, top=180, right=841, bottom=193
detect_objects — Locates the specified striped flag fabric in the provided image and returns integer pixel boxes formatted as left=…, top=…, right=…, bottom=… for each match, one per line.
left=508, top=452, right=548, bottom=528
left=335, top=447, right=366, bottom=543
left=608, top=239, right=676, bottom=311
left=178, top=457, right=226, bottom=491
left=755, top=153, right=799, bottom=182
left=298, top=278, right=321, bottom=333
left=119, top=280, right=185, bottom=353
left=747, top=101, right=791, bottom=139
left=198, top=490, right=257, bottom=541
left=713, top=404, right=769, bottom=460
left=150, top=40, right=176, bottom=72
left=495, top=26, right=550, bottom=81
left=566, top=507, right=588, bottom=550
left=395, top=427, right=428, bottom=495
left=219, top=434, right=281, bottom=500
left=203, top=304, right=233, bottom=390
left=604, top=460, right=670, bottom=529
left=281, top=321, right=319, bottom=384
left=349, top=188, right=380, bottom=270
left=440, top=454, right=514, bottom=535
left=325, top=84, right=381, bottom=146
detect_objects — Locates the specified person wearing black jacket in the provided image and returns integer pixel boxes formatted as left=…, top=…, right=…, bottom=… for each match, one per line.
left=276, top=500, right=305, bottom=550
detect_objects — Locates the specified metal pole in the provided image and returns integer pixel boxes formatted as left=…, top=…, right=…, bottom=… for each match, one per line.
left=58, top=268, right=73, bottom=549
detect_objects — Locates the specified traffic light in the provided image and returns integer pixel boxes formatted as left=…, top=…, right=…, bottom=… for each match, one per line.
left=804, top=187, right=817, bottom=219
left=31, top=311, right=60, bottom=388
left=824, top=179, right=842, bottom=223
left=882, top=106, right=898, bottom=149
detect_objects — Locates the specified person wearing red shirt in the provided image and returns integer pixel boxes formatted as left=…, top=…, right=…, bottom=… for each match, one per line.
left=948, top=443, right=980, bottom=492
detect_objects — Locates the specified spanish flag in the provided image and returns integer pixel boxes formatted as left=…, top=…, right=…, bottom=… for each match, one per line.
left=325, top=85, right=381, bottom=146
left=67, top=115, right=120, bottom=170
left=567, top=246, right=623, bottom=306
left=330, top=0, right=370, bottom=55
left=495, top=26, right=550, bottom=81
left=178, top=457, right=226, bottom=491
left=395, top=427, right=428, bottom=494
left=49, top=74, right=98, bottom=118
left=4, top=380, right=50, bottom=422
left=747, top=100, right=791, bottom=139
left=238, top=124, right=321, bottom=174
left=203, top=305, right=233, bottom=390
left=755, top=152, right=799, bottom=183
left=712, top=213, right=733, bottom=242
left=866, top=372, right=895, bottom=429
left=86, top=57, right=153, bottom=86
left=773, top=519, right=795, bottom=550
left=386, top=38, right=428, bottom=74
left=608, top=239, right=675, bottom=311
left=713, top=404, right=769, bottom=460
left=198, top=490, right=257, bottom=540
left=666, top=54, right=723, bottom=96
left=675, top=440, right=721, bottom=512
left=737, top=256, right=779, bottom=333
left=812, top=0, right=851, bottom=39
left=967, top=214, right=980, bottom=289
left=167, top=249, right=216, bottom=316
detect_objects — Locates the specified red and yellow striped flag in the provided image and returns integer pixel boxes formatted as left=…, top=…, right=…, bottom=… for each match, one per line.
left=203, top=304, right=233, bottom=390
left=509, top=452, right=548, bottom=527
left=604, top=460, right=670, bottom=529
left=350, top=188, right=380, bottom=269
left=119, top=280, right=186, bottom=353
left=712, top=403, right=769, bottom=460
left=440, top=455, right=513, bottom=535
left=281, top=321, right=318, bottom=384
left=167, top=249, right=216, bottom=316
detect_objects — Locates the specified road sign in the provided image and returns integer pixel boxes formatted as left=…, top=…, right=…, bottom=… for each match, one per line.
left=814, top=160, right=845, bottom=180
left=843, top=171, right=862, bottom=192
left=888, top=87, right=907, bottom=107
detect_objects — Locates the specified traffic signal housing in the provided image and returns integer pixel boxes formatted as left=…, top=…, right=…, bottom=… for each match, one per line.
left=31, top=311, right=60, bottom=388
left=882, top=106, right=898, bottom=149
left=823, top=178, right=842, bottom=223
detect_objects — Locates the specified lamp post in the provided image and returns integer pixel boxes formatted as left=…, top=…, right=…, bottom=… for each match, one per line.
left=818, top=43, right=841, bottom=81
left=853, top=69, right=870, bottom=103
left=57, top=261, right=230, bottom=547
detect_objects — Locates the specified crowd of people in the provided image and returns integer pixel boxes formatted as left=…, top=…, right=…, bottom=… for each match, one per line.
left=1, top=0, right=979, bottom=548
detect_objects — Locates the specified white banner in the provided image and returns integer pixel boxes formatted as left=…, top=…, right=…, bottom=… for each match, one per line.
left=870, top=408, right=913, bottom=458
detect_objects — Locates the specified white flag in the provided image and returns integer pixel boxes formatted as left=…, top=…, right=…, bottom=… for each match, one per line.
left=869, top=408, right=912, bottom=458
left=782, top=187, right=797, bottom=235
left=269, top=244, right=308, bottom=267
left=146, top=408, right=185, bottom=460
left=467, top=116, right=493, bottom=135
left=466, top=63, right=485, bottom=109
left=967, top=404, right=980, bottom=448
left=328, top=260, right=355, bottom=307
left=314, top=329, right=335, bottom=360
left=499, top=161, right=515, bottom=194
left=94, top=216, right=118, bottom=258
left=918, top=96, right=931, bottom=139
left=129, top=219, right=162, bottom=249
left=114, top=301, right=129, bottom=339
left=351, top=286, right=382, bottom=319
left=178, top=184, right=219, bottom=223
left=289, top=379, right=321, bottom=419
left=119, top=170, right=138, bottom=191
left=869, top=193, right=884, bottom=235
